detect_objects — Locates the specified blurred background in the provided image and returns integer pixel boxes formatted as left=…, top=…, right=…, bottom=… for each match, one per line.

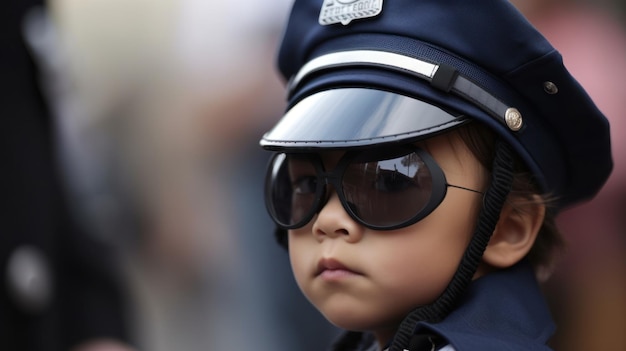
left=14, top=0, right=626, bottom=350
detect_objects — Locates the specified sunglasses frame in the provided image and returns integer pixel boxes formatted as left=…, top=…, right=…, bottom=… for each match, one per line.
left=264, top=144, right=466, bottom=231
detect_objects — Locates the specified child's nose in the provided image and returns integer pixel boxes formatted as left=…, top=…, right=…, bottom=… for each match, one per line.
left=312, top=190, right=364, bottom=243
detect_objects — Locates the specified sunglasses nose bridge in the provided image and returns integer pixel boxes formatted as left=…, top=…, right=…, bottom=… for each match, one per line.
left=315, top=171, right=344, bottom=210
left=320, top=171, right=344, bottom=194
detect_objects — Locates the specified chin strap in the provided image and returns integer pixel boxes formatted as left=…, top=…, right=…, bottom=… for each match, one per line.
left=386, top=140, right=514, bottom=351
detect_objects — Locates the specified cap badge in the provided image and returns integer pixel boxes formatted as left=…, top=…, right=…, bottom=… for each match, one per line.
left=319, top=0, right=383, bottom=26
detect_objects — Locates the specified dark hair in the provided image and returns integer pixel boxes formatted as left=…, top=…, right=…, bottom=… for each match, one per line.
left=457, top=122, right=565, bottom=278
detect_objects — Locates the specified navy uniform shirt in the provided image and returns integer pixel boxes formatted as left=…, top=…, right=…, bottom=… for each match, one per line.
left=335, top=261, right=554, bottom=351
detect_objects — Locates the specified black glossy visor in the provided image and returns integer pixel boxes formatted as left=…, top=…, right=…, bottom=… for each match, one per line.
left=260, top=87, right=467, bottom=150
left=265, top=145, right=483, bottom=230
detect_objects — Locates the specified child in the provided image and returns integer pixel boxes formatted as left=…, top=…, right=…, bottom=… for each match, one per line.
left=259, top=1, right=612, bottom=350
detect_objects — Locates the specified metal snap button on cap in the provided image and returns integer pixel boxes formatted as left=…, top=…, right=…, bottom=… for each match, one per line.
left=505, top=107, right=523, bottom=131
left=543, top=81, right=559, bottom=95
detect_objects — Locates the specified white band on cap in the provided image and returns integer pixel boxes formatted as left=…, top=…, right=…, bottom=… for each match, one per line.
left=287, top=50, right=520, bottom=130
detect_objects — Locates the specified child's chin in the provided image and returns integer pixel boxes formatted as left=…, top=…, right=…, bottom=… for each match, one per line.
left=323, top=311, right=397, bottom=333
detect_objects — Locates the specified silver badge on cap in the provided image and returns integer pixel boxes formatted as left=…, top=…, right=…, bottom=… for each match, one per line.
left=319, top=0, right=383, bottom=26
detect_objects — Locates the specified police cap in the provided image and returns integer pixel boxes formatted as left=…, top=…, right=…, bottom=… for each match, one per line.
left=260, top=0, right=612, bottom=210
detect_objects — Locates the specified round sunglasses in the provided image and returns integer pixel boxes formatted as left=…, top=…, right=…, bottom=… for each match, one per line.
left=264, top=145, right=483, bottom=231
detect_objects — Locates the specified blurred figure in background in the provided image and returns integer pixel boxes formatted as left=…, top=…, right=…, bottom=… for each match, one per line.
left=46, top=0, right=339, bottom=350
left=510, top=0, right=626, bottom=349
left=1, top=1, right=134, bottom=350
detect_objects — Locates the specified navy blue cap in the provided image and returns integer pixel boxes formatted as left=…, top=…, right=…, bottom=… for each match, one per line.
left=260, top=0, right=612, bottom=210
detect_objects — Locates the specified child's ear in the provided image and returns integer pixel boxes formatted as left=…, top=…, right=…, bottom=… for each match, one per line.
left=482, top=194, right=545, bottom=269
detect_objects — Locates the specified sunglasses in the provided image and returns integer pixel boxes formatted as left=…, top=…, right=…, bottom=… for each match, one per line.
left=264, top=145, right=484, bottom=231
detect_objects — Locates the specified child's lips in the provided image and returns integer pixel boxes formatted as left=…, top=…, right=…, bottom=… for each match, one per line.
left=316, top=257, right=361, bottom=279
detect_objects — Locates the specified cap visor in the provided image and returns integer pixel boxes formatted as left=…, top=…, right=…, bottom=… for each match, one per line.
left=261, top=87, right=466, bottom=150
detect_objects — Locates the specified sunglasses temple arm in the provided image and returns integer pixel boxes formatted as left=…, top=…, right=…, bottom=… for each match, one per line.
left=446, top=183, right=484, bottom=195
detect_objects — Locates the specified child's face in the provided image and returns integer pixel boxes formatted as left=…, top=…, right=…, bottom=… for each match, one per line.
left=287, top=131, right=488, bottom=343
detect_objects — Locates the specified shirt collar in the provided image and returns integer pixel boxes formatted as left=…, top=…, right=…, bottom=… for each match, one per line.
left=415, top=261, right=555, bottom=351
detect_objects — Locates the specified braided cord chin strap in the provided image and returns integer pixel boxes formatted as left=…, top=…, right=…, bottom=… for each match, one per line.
left=387, top=140, right=514, bottom=351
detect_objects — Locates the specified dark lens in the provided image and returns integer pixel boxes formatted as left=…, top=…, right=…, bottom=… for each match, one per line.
left=266, top=154, right=319, bottom=228
left=342, top=151, right=433, bottom=228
